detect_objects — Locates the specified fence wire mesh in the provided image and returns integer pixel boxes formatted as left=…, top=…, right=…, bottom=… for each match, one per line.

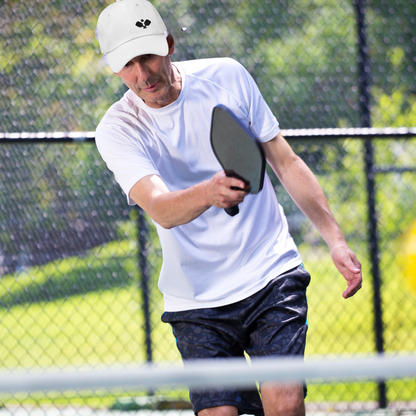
left=1, top=0, right=416, bottom=413
left=1, top=138, right=416, bottom=412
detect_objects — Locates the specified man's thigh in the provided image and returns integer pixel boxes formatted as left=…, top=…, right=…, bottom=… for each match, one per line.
left=161, top=308, right=264, bottom=416
left=246, top=265, right=310, bottom=404
left=245, top=265, right=310, bottom=358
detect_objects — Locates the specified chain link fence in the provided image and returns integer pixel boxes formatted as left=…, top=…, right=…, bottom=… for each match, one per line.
left=1, top=0, right=416, bottom=412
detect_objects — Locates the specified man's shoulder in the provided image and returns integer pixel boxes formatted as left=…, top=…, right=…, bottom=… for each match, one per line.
left=96, top=90, right=141, bottom=140
left=99, top=90, right=138, bottom=121
left=176, top=57, right=245, bottom=77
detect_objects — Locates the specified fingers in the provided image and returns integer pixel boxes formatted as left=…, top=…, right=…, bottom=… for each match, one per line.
left=331, top=245, right=363, bottom=299
left=224, top=169, right=251, bottom=189
left=207, top=171, right=250, bottom=209
left=343, top=254, right=362, bottom=299
left=342, top=272, right=363, bottom=299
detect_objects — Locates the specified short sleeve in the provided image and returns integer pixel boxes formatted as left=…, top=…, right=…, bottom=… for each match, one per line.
left=95, top=106, right=159, bottom=205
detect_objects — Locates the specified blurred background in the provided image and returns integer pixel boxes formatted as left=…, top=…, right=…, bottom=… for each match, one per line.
left=1, top=0, right=416, bottom=413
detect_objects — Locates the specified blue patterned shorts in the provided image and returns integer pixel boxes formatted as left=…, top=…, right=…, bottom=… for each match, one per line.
left=161, top=264, right=310, bottom=415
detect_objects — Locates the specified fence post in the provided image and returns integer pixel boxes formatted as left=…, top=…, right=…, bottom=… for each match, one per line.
left=353, top=0, right=387, bottom=408
left=364, top=140, right=386, bottom=408
left=137, top=207, right=153, bottom=365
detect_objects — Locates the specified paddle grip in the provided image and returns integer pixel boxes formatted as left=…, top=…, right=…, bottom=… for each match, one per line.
left=225, top=205, right=239, bottom=217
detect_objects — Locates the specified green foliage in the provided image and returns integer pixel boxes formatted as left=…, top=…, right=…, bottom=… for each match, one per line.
left=0, top=144, right=129, bottom=273
left=372, top=87, right=416, bottom=128
left=2, top=0, right=415, bottom=132
left=1, top=0, right=125, bottom=132
left=367, top=0, right=416, bottom=98
left=369, top=83, right=416, bottom=243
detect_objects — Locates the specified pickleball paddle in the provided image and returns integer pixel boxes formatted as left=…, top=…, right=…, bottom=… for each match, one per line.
left=210, top=105, right=266, bottom=216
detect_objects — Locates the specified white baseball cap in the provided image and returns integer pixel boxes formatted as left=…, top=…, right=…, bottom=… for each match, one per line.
left=96, top=0, right=169, bottom=73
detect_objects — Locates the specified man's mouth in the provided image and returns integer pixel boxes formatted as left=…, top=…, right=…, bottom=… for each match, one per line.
left=142, top=81, right=159, bottom=92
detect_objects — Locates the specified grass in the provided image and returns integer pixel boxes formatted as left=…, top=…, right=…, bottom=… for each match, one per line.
left=0, top=223, right=415, bottom=407
left=301, top=241, right=416, bottom=404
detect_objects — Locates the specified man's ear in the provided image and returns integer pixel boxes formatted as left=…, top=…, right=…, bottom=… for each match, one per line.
left=167, top=34, right=175, bottom=55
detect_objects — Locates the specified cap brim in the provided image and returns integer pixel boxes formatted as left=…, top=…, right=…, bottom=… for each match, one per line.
left=106, top=34, right=169, bottom=73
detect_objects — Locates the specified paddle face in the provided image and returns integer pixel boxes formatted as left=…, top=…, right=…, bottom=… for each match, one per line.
left=210, top=105, right=266, bottom=216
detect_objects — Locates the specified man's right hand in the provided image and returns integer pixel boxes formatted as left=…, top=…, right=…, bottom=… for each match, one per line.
left=205, top=171, right=250, bottom=210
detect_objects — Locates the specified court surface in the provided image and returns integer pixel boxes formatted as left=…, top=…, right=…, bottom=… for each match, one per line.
left=1, top=406, right=416, bottom=416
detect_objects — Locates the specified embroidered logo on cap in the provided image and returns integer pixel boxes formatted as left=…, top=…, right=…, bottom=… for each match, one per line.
left=136, top=19, right=151, bottom=28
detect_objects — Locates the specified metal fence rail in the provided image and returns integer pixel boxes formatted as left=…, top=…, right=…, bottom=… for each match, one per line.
left=2, top=127, right=416, bottom=142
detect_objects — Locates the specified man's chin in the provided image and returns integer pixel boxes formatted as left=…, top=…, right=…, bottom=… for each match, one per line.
left=140, top=90, right=171, bottom=108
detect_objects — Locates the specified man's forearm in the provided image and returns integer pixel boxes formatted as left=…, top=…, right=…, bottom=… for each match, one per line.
left=130, top=176, right=211, bottom=228
left=262, top=133, right=346, bottom=249
left=129, top=172, right=249, bottom=229
left=278, top=157, right=347, bottom=248
left=145, top=182, right=212, bottom=228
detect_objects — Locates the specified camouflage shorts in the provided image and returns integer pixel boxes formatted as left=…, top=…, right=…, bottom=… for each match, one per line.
left=161, top=264, right=310, bottom=415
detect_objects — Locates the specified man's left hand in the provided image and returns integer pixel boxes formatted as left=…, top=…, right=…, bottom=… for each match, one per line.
left=331, top=244, right=362, bottom=299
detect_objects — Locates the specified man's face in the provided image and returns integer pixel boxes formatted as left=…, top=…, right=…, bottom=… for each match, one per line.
left=115, top=35, right=180, bottom=109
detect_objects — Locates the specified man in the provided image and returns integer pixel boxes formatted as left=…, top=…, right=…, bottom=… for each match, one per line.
left=95, top=1, right=362, bottom=415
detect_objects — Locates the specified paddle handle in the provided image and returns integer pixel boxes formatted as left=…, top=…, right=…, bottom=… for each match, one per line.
left=225, top=205, right=239, bottom=216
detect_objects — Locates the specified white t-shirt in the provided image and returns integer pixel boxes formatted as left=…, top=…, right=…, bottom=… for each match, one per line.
left=96, top=57, right=302, bottom=311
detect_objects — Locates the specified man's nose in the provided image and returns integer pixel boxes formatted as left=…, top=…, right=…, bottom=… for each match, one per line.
left=133, top=61, right=150, bottom=83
